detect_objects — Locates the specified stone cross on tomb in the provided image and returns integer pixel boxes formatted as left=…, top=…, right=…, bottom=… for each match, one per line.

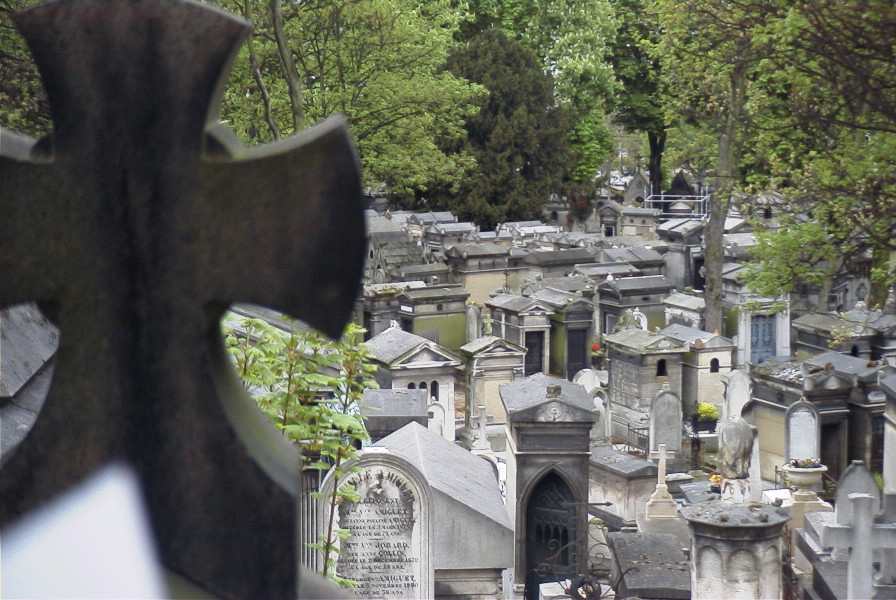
left=0, top=2, right=364, bottom=599
left=649, top=443, right=676, bottom=490
left=822, top=493, right=896, bottom=600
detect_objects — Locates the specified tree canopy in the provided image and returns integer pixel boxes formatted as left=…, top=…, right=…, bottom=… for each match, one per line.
left=432, top=30, right=570, bottom=228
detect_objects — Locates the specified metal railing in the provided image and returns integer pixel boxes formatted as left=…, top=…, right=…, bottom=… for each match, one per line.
left=644, top=193, right=710, bottom=219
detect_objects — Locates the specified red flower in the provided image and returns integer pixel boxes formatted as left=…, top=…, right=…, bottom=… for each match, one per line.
left=591, top=342, right=601, bottom=352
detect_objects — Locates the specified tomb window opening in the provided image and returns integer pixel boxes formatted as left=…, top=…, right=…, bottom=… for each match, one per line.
left=656, top=359, right=668, bottom=377
left=710, top=358, right=720, bottom=373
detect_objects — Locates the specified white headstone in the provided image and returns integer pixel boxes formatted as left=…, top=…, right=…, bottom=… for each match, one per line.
left=649, top=388, right=683, bottom=453
left=835, top=461, right=881, bottom=525
left=319, top=450, right=434, bottom=599
left=785, top=399, right=819, bottom=461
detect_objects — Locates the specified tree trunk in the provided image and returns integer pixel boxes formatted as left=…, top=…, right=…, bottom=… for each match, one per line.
left=704, top=64, right=746, bottom=334
left=269, top=0, right=303, bottom=132
left=647, top=129, right=666, bottom=195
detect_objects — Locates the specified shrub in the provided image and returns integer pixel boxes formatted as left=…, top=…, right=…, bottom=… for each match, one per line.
left=696, top=402, right=720, bottom=422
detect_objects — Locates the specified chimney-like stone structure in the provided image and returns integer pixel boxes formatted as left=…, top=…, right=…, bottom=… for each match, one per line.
left=681, top=501, right=789, bottom=600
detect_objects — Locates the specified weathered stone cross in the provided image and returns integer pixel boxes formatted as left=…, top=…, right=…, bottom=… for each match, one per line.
left=0, top=2, right=364, bottom=598
left=649, top=443, right=676, bottom=490
left=822, top=493, right=896, bottom=600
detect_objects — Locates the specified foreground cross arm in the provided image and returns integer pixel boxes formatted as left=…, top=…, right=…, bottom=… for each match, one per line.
left=198, top=117, right=365, bottom=339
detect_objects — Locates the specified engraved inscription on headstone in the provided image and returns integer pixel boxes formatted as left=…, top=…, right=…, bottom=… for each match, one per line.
left=649, top=389, right=682, bottom=453
left=320, top=451, right=433, bottom=599
left=785, top=399, right=819, bottom=461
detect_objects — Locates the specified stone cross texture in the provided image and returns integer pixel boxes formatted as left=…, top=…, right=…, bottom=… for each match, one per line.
left=822, top=493, right=896, bottom=600
left=649, top=443, right=675, bottom=488
left=0, top=2, right=364, bottom=599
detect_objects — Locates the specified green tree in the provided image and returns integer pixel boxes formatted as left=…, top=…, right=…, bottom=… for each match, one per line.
left=436, top=30, right=569, bottom=227
left=653, top=0, right=773, bottom=332
left=465, top=0, right=617, bottom=186
left=222, top=315, right=377, bottom=585
left=610, top=0, right=667, bottom=194
left=214, top=0, right=484, bottom=201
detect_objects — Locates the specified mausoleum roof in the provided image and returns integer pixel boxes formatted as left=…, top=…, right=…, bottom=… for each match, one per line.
left=364, top=325, right=433, bottom=364
left=376, top=422, right=511, bottom=528
left=499, top=373, right=592, bottom=414
left=658, top=324, right=733, bottom=348
left=662, top=291, right=705, bottom=311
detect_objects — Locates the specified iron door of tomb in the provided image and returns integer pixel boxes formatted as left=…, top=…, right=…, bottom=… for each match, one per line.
left=525, top=473, right=577, bottom=600
left=566, top=328, right=588, bottom=379
left=750, top=313, right=777, bottom=364
left=525, top=331, right=544, bottom=376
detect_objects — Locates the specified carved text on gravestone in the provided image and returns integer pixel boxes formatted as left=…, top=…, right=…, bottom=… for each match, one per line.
left=337, top=468, right=422, bottom=598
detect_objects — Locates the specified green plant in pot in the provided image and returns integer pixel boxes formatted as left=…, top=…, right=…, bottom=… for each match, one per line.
left=695, top=402, right=720, bottom=432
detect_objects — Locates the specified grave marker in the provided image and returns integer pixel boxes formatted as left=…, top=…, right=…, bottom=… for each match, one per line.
left=785, top=399, right=820, bottom=462
left=319, top=448, right=434, bottom=599
left=723, top=369, right=751, bottom=422
left=0, top=1, right=364, bottom=597
left=649, top=387, right=682, bottom=454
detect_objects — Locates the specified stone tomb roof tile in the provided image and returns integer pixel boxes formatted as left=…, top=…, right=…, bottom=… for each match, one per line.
left=499, top=372, right=593, bottom=415
left=601, top=274, right=672, bottom=293
left=658, top=323, right=733, bottom=348
left=487, top=293, right=550, bottom=314
left=662, top=291, right=705, bottom=311
left=804, top=351, right=883, bottom=382
left=364, top=326, right=433, bottom=364
left=445, top=242, right=509, bottom=258
left=607, top=532, right=690, bottom=599
left=460, top=335, right=525, bottom=356
left=398, top=285, right=469, bottom=303
left=529, top=287, right=584, bottom=309
left=603, top=328, right=686, bottom=353
left=361, top=388, right=428, bottom=418
left=589, top=444, right=656, bottom=478
left=574, top=262, right=642, bottom=278
left=523, top=248, right=597, bottom=266
left=375, top=422, right=511, bottom=528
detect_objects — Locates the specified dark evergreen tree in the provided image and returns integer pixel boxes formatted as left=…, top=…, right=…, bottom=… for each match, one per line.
left=434, top=30, right=569, bottom=228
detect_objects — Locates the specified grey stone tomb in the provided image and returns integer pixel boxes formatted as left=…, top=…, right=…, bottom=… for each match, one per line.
left=0, top=1, right=364, bottom=597
left=785, top=398, right=820, bottom=462
left=649, top=386, right=683, bottom=454
left=718, top=418, right=755, bottom=503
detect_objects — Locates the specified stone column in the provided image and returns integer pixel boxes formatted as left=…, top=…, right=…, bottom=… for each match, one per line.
left=681, top=501, right=789, bottom=600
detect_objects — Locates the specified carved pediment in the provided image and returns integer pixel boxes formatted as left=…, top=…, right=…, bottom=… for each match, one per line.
left=515, top=399, right=594, bottom=424
left=396, top=344, right=461, bottom=367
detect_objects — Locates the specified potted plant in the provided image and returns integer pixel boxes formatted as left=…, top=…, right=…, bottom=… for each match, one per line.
left=693, top=402, right=720, bottom=433
left=708, top=473, right=722, bottom=493
left=782, top=458, right=827, bottom=491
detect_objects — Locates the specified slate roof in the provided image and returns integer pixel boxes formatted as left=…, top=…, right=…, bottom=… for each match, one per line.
left=659, top=324, right=733, bottom=347
left=398, top=263, right=449, bottom=276
left=663, top=291, right=705, bottom=311
left=804, top=351, right=883, bottom=382
left=499, top=372, right=592, bottom=414
left=523, top=248, right=598, bottom=266
left=407, top=210, right=457, bottom=225
left=793, top=312, right=873, bottom=336
left=428, top=222, right=477, bottom=234
left=364, top=326, right=433, bottom=364
left=487, top=294, right=547, bottom=313
left=445, top=242, right=509, bottom=258
left=602, top=247, right=664, bottom=265
left=603, top=328, right=686, bottom=353
left=376, top=422, right=511, bottom=527
left=534, top=276, right=594, bottom=294
left=399, top=285, right=469, bottom=302
left=574, top=263, right=642, bottom=278
left=602, top=275, right=672, bottom=293
left=361, top=388, right=428, bottom=418
left=529, top=287, right=585, bottom=309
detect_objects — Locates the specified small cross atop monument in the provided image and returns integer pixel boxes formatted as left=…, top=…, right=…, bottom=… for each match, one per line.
left=0, top=1, right=364, bottom=598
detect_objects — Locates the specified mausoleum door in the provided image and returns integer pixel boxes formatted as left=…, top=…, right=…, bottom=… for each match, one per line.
left=750, top=314, right=777, bottom=364
left=525, top=472, right=576, bottom=600
left=566, top=329, right=588, bottom=380
left=525, top=331, right=545, bottom=376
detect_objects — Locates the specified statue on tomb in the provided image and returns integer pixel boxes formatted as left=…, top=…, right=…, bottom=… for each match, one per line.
left=482, top=307, right=493, bottom=336
left=718, top=418, right=754, bottom=480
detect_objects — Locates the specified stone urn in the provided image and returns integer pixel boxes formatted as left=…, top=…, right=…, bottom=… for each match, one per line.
left=782, top=463, right=827, bottom=491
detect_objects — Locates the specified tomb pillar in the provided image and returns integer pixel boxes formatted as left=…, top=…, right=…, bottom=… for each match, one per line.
left=681, top=502, right=789, bottom=600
